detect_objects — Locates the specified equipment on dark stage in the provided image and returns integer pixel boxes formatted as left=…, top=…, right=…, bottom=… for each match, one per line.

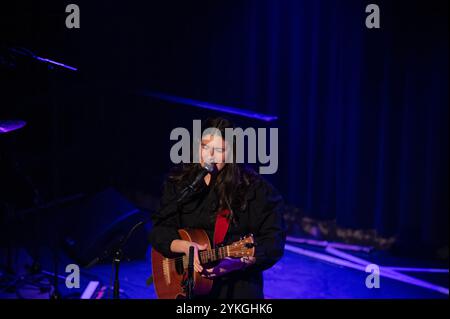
left=1, top=45, right=83, bottom=298
left=1, top=44, right=155, bottom=299
left=57, top=188, right=150, bottom=299
left=61, top=188, right=149, bottom=268
left=0, top=184, right=151, bottom=299
left=0, top=120, right=27, bottom=134
left=86, top=218, right=149, bottom=299
left=0, top=189, right=85, bottom=298
left=151, top=229, right=255, bottom=299
left=0, top=114, right=149, bottom=299
left=1, top=46, right=78, bottom=72
left=0, top=103, right=83, bottom=298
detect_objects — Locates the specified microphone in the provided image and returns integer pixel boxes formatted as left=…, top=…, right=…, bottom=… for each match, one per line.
left=177, top=163, right=214, bottom=204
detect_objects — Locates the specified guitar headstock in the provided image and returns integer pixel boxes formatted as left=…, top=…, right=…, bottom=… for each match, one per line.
left=228, top=234, right=256, bottom=258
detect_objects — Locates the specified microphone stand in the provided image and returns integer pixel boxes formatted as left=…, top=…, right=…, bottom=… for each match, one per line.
left=185, top=246, right=194, bottom=299
left=112, top=220, right=147, bottom=299
left=180, top=165, right=215, bottom=299
left=176, top=164, right=213, bottom=204
left=112, top=247, right=123, bottom=299
left=86, top=219, right=149, bottom=299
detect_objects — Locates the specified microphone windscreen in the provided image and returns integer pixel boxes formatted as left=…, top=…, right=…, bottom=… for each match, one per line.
left=203, top=162, right=215, bottom=173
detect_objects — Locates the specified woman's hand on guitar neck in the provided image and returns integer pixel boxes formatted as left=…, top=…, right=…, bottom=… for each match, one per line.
left=201, top=256, right=256, bottom=279
left=170, top=239, right=207, bottom=273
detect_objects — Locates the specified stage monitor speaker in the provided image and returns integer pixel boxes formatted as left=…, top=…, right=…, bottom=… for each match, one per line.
left=60, top=187, right=150, bottom=267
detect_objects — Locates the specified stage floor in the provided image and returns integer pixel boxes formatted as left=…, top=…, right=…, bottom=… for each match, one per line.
left=1, top=243, right=448, bottom=299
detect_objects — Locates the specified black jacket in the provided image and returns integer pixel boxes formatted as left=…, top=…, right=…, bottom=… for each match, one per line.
left=149, top=170, right=286, bottom=299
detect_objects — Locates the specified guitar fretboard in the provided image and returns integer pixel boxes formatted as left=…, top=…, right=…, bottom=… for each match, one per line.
left=199, top=245, right=230, bottom=264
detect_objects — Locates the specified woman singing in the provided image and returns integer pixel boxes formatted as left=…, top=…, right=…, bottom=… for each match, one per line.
left=149, top=117, right=285, bottom=299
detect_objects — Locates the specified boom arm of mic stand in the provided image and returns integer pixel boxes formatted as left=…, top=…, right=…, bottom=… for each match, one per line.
left=86, top=218, right=150, bottom=269
left=177, top=185, right=194, bottom=204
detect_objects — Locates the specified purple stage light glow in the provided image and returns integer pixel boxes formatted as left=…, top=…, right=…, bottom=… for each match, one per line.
left=286, top=244, right=449, bottom=296
left=141, top=91, right=278, bottom=122
left=382, top=267, right=449, bottom=273
left=0, top=120, right=26, bottom=134
left=36, top=56, right=78, bottom=71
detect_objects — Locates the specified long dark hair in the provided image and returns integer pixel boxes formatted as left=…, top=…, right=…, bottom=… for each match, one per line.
left=168, top=117, right=257, bottom=218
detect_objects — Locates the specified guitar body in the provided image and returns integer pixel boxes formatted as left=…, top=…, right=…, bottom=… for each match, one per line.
left=151, top=229, right=213, bottom=299
left=151, top=228, right=255, bottom=299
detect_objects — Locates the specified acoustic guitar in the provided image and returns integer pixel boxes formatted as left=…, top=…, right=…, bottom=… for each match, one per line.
left=151, top=228, right=255, bottom=299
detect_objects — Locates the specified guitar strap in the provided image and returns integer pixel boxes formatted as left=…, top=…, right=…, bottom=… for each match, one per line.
left=213, top=208, right=231, bottom=246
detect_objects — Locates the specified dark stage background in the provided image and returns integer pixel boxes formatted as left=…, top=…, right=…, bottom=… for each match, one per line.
left=0, top=0, right=448, bottom=260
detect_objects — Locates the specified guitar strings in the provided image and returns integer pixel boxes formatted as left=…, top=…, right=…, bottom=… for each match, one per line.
left=158, top=247, right=229, bottom=263
left=159, top=248, right=251, bottom=267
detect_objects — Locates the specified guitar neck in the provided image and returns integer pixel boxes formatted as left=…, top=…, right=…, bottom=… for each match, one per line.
left=198, top=245, right=231, bottom=264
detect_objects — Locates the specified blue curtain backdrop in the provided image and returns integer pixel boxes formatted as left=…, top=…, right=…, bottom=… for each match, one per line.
left=153, top=0, right=448, bottom=253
